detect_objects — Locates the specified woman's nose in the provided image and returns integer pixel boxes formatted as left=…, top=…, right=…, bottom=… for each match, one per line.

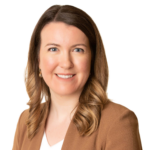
left=59, top=52, right=73, bottom=69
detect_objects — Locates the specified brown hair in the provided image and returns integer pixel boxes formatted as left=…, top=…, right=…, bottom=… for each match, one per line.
left=24, top=4, right=110, bottom=140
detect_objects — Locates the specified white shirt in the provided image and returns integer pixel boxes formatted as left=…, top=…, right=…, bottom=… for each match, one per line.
left=40, top=131, right=64, bottom=150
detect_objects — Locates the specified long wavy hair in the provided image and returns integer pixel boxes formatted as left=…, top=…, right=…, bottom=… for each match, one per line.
left=24, top=4, right=110, bottom=140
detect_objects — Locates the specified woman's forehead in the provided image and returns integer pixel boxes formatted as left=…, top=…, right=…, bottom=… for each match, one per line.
left=40, top=22, right=89, bottom=46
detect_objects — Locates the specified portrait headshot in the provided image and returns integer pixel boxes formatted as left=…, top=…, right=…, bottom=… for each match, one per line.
left=1, top=1, right=149, bottom=150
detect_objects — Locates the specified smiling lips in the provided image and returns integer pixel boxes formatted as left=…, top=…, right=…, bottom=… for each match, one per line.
left=56, top=74, right=76, bottom=78
left=55, top=73, right=76, bottom=80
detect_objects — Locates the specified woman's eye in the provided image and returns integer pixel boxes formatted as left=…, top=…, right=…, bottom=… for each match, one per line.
left=74, top=48, right=84, bottom=52
left=48, top=47, right=57, bottom=52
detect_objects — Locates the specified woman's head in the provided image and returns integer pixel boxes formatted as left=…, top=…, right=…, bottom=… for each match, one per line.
left=25, top=4, right=109, bottom=139
left=25, top=4, right=107, bottom=97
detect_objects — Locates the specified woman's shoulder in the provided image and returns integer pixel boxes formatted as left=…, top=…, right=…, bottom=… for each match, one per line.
left=104, top=98, right=131, bottom=111
left=17, top=108, right=29, bottom=127
left=101, top=99, right=138, bottom=121
left=19, top=102, right=46, bottom=126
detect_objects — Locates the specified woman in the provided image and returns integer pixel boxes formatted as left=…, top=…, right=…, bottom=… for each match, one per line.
left=12, top=4, right=142, bottom=150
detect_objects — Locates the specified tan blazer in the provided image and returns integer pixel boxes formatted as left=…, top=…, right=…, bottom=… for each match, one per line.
left=12, top=100, right=142, bottom=150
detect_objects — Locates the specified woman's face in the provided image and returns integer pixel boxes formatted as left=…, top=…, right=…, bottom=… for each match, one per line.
left=39, top=22, right=91, bottom=96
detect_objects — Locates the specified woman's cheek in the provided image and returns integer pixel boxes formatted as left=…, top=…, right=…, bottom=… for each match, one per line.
left=42, top=56, right=56, bottom=73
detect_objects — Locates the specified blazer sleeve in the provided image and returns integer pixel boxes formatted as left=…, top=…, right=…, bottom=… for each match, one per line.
left=12, top=110, right=26, bottom=150
left=105, top=109, right=143, bottom=150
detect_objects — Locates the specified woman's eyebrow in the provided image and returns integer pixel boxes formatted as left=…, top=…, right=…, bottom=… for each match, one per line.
left=45, top=43, right=87, bottom=48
